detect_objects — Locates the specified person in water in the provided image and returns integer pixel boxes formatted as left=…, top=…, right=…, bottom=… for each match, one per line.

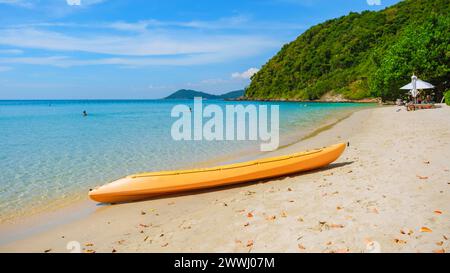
left=83, top=110, right=88, bottom=117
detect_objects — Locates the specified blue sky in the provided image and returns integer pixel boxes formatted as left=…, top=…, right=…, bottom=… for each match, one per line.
left=0, top=0, right=400, bottom=99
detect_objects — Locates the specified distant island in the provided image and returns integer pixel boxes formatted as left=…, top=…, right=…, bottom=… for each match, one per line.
left=245, top=0, right=449, bottom=102
left=164, top=89, right=244, bottom=100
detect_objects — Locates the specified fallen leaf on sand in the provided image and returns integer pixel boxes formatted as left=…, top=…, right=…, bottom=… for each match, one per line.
left=247, top=212, right=254, bottom=218
left=330, top=224, right=344, bottom=229
left=246, top=240, right=254, bottom=247
left=235, top=240, right=242, bottom=244
left=281, top=211, right=288, bottom=217
left=112, top=249, right=117, bottom=253
left=161, top=243, right=169, bottom=247
left=434, top=210, right=443, bottom=214
left=443, top=235, right=448, bottom=240
left=433, top=249, right=445, bottom=253
left=416, top=175, right=428, bottom=180
left=436, top=241, right=443, bottom=246
left=139, top=224, right=149, bottom=228
left=297, top=217, right=304, bottom=222
left=144, top=236, right=149, bottom=242
left=244, top=222, right=250, bottom=227
left=266, top=215, right=276, bottom=221
left=326, top=241, right=333, bottom=246
left=423, top=161, right=430, bottom=164
left=298, top=244, right=306, bottom=250
left=85, top=243, right=94, bottom=247
left=288, top=188, right=293, bottom=192
left=394, top=239, right=407, bottom=244
left=420, top=227, right=433, bottom=233
left=140, top=211, right=146, bottom=215
left=336, top=206, right=343, bottom=210
left=84, top=249, right=96, bottom=253
left=44, top=249, right=52, bottom=253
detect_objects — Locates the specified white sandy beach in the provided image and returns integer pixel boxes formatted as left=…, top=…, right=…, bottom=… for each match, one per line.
left=1, top=105, right=449, bottom=253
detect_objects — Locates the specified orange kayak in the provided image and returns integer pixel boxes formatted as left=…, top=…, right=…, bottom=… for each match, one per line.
left=89, top=143, right=346, bottom=203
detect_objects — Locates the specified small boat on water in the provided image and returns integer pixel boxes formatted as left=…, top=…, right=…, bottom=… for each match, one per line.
left=89, top=143, right=346, bottom=203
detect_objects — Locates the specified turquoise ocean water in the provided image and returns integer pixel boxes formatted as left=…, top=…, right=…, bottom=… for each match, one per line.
left=0, top=100, right=371, bottom=222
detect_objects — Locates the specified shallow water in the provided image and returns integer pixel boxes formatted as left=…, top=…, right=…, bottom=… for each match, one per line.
left=0, top=99, right=371, bottom=222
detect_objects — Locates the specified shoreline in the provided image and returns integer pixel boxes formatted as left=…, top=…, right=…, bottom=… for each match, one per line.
left=229, top=97, right=381, bottom=103
left=2, top=104, right=449, bottom=253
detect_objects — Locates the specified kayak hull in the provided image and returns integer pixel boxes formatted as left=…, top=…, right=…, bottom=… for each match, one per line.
left=89, top=143, right=346, bottom=203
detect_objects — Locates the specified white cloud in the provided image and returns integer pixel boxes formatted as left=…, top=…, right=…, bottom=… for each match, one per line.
left=231, top=68, right=260, bottom=80
left=0, top=27, right=277, bottom=67
left=367, top=0, right=381, bottom=6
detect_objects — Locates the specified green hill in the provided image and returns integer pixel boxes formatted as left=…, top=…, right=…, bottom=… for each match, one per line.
left=164, top=89, right=244, bottom=100
left=245, top=0, right=450, bottom=102
left=219, top=90, right=245, bottom=99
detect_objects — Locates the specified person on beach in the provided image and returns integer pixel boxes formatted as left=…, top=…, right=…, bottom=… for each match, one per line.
left=83, top=110, right=88, bottom=117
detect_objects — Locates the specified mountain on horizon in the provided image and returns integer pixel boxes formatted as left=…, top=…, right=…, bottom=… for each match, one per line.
left=164, top=89, right=244, bottom=100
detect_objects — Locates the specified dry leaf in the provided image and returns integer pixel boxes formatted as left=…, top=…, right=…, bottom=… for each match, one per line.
left=44, top=249, right=52, bottom=253
left=330, top=224, right=344, bottom=229
left=434, top=210, right=443, bottom=214
left=416, top=175, right=428, bottom=180
left=394, top=239, right=407, bottom=244
left=139, top=224, right=149, bottom=228
left=112, top=249, right=117, bottom=253
left=266, top=215, right=276, bottom=221
left=140, top=211, right=146, bottom=215
left=423, top=161, right=430, bottom=164
left=161, top=243, right=169, bottom=247
left=433, top=249, right=445, bottom=253
left=85, top=243, right=94, bottom=247
left=298, top=244, right=306, bottom=250
left=443, top=235, right=448, bottom=240
left=84, top=249, right=96, bottom=253
left=246, top=240, right=254, bottom=247
left=244, top=222, right=250, bottom=227
left=420, top=227, right=433, bottom=233
left=288, top=188, right=293, bottom=192
left=144, top=236, right=149, bottom=242
left=336, top=206, right=343, bottom=210
left=281, top=211, right=288, bottom=217
left=436, top=241, right=444, bottom=246
left=247, top=212, right=254, bottom=218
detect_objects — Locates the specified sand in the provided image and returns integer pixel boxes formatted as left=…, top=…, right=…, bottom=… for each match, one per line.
left=1, top=105, right=449, bottom=253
